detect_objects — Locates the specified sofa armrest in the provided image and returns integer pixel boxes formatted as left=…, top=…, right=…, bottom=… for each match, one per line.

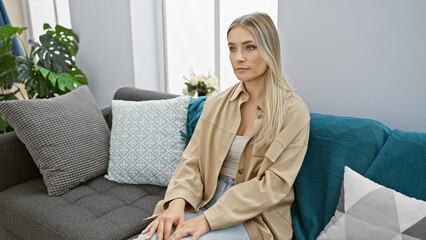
left=101, top=106, right=112, bottom=129
left=0, top=131, right=41, bottom=192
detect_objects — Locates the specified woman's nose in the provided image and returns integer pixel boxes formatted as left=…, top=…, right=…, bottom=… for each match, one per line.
left=235, top=49, right=245, bottom=62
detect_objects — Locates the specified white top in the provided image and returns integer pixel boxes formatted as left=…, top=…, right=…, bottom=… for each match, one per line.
left=219, top=135, right=249, bottom=179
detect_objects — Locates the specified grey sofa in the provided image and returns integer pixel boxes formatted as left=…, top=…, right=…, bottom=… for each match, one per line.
left=0, top=87, right=177, bottom=240
left=3, top=86, right=424, bottom=240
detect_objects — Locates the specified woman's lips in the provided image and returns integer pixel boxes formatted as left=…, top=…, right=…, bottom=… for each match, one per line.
left=236, top=68, right=249, bottom=72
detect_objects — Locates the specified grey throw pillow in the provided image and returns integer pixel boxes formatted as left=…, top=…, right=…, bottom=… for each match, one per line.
left=317, top=167, right=426, bottom=240
left=0, top=86, right=110, bottom=196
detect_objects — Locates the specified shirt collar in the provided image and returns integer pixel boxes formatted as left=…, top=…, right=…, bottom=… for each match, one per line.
left=229, top=82, right=266, bottom=112
left=229, top=82, right=246, bottom=102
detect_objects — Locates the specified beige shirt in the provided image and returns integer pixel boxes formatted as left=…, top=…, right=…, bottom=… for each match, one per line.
left=149, top=82, right=310, bottom=240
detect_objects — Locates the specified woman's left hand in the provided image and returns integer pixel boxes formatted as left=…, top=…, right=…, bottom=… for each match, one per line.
left=170, top=213, right=211, bottom=240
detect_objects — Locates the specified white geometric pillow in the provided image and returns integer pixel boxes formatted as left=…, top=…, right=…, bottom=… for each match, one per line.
left=317, top=166, right=426, bottom=240
left=105, top=96, right=190, bottom=186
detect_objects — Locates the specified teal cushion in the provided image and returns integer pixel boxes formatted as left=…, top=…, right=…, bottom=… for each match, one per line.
left=182, top=96, right=207, bottom=146
left=291, top=113, right=391, bottom=240
left=105, top=97, right=190, bottom=186
left=364, top=129, right=426, bottom=201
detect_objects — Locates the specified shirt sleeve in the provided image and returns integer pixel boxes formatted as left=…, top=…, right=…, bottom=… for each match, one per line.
left=154, top=94, right=225, bottom=215
left=159, top=121, right=204, bottom=211
left=203, top=99, right=310, bottom=230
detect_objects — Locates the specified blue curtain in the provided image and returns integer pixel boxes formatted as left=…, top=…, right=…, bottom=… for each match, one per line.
left=1, top=0, right=24, bottom=57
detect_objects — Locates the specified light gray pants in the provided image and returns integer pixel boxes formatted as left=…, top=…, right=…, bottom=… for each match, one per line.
left=138, top=176, right=251, bottom=240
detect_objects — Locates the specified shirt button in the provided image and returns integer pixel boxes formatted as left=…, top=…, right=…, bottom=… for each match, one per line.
left=257, top=106, right=261, bottom=111
left=238, top=169, right=243, bottom=174
left=258, top=115, right=263, bottom=119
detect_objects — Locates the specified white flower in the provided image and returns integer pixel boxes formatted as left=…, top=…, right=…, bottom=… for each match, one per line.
left=205, top=77, right=216, bottom=88
left=182, top=87, right=190, bottom=96
left=182, top=87, right=194, bottom=96
left=184, top=68, right=219, bottom=97
left=189, top=76, right=199, bottom=86
left=198, top=75, right=207, bottom=83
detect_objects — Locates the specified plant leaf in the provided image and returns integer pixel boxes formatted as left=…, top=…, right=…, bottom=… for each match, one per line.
left=34, top=34, right=73, bottom=73
left=0, top=25, right=26, bottom=40
left=35, top=65, right=50, bottom=79
left=47, top=71, right=59, bottom=87
left=70, top=65, right=88, bottom=84
left=34, top=65, right=81, bottom=92
left=36, top=75, right=52, bottom=98
left=0, top=113, right=14, bottom=133
left=47, top=24, right=80, bottom=56
left=35, top=65, right=58, bottom=87
left=0, top=25, right=26, bottom=88
left=43, top=23, right=52, bottom=31
left=57, top=72, right=79, bottom=91
left=0, top=54, right=18, bottom=87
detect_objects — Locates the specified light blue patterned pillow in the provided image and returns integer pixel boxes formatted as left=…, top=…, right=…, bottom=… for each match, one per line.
left=105, top=96, right=190, bottom=186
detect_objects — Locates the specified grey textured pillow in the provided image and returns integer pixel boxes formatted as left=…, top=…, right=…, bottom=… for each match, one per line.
left=0, top=86, right=110, bottom=196
left=317, top=167, right=426, bottom=240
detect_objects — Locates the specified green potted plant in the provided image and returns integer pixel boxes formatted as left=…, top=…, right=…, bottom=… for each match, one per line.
left=0, top=23, right=87, bottom=134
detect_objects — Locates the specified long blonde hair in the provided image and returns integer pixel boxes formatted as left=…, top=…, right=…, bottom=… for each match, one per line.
left=228, top=12, right=292, bottom=146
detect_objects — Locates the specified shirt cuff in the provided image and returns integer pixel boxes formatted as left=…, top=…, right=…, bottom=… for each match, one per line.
left=162, top=189, right=200, bottom=211
left=203, top=204, right=226, bottom=230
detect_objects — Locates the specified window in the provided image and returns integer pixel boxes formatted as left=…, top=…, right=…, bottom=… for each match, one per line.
left=24, top=0, right=71, bottom=41
left=164, top=0, right=215, bottom=95
left=164, top=0, right=278, bottom=95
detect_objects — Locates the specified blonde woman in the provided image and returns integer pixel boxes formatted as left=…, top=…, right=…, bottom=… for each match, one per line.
left=141, top=12, right=310, bottom=240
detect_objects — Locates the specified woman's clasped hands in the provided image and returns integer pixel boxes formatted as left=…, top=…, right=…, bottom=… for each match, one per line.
left=142, top=198, right=211, bottom=240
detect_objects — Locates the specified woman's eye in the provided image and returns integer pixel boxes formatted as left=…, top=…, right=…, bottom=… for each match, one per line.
left=247, top=46, right=256, bottom=50
left=229, top=47, right=236, bottom=52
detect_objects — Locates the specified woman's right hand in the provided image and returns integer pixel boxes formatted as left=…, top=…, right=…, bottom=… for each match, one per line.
left=142, top=198, right=186, bottom=240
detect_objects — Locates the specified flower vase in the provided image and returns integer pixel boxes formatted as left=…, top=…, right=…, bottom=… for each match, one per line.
left=197, top=91, right=207, bottom=97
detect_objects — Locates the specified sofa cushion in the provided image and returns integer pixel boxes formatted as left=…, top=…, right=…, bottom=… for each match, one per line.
left=364, top=129, right=426, bottom=201
left=317, top=167, right=426, bottom=240
left=291, top=113, right=391, bottom=240
left=0, top=176, right=166, bottom=240
left=0, top=86, right=110, bottom=196
left=0, top=227, right=22, bottom=240
left=105, top=97, right=190, bottom=186
left=181, top=96, right=207, bottom=146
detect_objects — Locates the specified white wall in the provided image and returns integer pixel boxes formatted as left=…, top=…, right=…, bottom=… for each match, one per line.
left=69, top=0, right=134, bottom=109
left=69, top=0, right=163, bottom=108
left=278, top=0, right=426, bottom=132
